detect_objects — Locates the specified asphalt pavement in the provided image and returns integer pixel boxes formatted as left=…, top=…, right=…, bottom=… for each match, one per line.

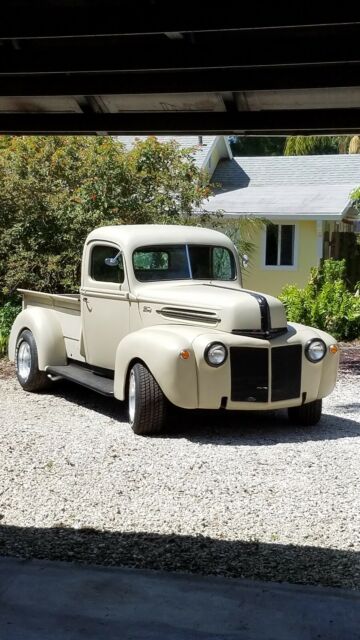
left=0, top=556, right=359, bottom=639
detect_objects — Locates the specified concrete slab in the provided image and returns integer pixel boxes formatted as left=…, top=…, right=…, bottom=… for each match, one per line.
left=0, top=556, right=359, bottom=639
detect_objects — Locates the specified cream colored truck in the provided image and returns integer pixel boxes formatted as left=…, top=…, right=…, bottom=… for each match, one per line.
left=9, top=225, right=339, bottom=435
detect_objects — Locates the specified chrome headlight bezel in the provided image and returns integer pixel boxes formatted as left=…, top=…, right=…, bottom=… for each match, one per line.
left=305, top=338, right=327, bottom=363
left=204, top=342, right=228, bottom=367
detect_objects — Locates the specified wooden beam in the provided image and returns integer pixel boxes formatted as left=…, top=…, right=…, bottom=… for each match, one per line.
left=0, top=110, right=360, bottom=135
left=0, top=4, right=359, bottom=39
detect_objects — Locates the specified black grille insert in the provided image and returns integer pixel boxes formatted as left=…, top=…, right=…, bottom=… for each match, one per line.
left=230, top=344, right=303, bottom=403
left=230, top=347, right=268, bottom=402
left=271, top=345, right=302, bottom=402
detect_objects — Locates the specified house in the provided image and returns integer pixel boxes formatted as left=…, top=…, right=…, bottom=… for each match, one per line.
left=117, top=136, right=360, bottom=296
left=207, top=154, right=360, bottom=295
left=118, top=135, right=232, bottom=178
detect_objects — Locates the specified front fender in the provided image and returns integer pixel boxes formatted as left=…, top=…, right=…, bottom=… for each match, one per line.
left=114, top=327, right=199, bottom=408
left=8, top=308, right=67, bottom=370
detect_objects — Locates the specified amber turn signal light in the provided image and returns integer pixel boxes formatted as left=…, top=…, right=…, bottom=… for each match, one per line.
left=180, top=350, right=190, bottom=360
left=329, top=344, right=339, bottom=354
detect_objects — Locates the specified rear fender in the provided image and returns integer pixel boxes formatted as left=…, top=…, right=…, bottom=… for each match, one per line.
left=8, top=308, right=67, bottom=370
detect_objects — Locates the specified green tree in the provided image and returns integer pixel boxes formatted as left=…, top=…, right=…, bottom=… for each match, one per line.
left=284, top=136, right=339, bottom=156
left=229, top=136, right=286, bottom=156
left=348, top=135, right=360, bottom=154
left=0, top=136, right=213, bottom=301
left=229, top=134, right=360, bottom=158
left=350, top=184, right=360, bottom=214
left=285, top=135, right=360, bottom=156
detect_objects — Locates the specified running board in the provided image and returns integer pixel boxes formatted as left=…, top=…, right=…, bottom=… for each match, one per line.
left=46, top=364, right=114, bottom=397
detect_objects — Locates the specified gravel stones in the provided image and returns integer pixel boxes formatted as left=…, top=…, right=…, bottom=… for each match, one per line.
left=0, top=359, right=359, bottom=589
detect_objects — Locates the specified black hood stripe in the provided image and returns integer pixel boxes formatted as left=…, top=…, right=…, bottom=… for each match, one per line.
left=245, top=292, right=272, bottom=336
left=203, top=284, right=272, bottom=336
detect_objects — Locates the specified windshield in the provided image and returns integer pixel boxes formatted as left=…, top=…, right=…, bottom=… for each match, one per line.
left=133, top=244, right=236, bottom=282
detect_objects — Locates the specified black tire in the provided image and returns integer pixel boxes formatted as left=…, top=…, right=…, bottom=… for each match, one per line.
left=287, top=399, right=322, bottom=426
left=15, top=330, right=50, bottom=392
left=128, top=362, right=167, bottom=435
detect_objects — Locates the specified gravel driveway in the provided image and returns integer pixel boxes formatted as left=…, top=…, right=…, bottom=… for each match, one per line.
left=0, top=354, right=359, bottom=589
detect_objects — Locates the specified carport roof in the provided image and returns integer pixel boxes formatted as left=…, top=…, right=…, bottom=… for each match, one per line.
left=1, top=4, right=360, bottom=134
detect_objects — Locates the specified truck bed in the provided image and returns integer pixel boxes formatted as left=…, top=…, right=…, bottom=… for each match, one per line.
left=18, top=289, right=83, bottom=361
left=19, top=289, right=81, bottom=312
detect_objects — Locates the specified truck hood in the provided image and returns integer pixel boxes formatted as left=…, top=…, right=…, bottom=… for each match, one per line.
left=136, top=282, right=287, bottom=336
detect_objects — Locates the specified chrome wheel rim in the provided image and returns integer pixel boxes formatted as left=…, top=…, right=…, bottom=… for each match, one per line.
left=128, top=370, right=136, bottom=424
left=18, top=341, right=31, bottom=381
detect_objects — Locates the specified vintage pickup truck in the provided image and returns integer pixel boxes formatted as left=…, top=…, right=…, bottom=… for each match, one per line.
left=9, top=225, right=339, bottom=434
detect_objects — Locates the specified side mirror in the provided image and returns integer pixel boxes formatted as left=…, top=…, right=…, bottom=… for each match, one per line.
left=105, top=251, right=122, bottom=267
left=241, top=254, right=249, bottom=269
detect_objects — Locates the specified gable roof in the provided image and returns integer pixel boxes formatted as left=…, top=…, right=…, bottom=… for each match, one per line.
left=207, top=154, right=360, bottom=220
left=117, top=135, right=231, bottom=170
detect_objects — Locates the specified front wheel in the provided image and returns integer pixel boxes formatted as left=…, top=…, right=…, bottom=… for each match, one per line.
left=128, top=363, right=167, bottom=435
left=15, top=329, right=50, bottom=392
left=287, top=399, right=322, bottom=426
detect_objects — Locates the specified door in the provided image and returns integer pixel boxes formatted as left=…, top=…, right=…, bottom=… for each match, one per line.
left=81, top=242, right=130, bottom=370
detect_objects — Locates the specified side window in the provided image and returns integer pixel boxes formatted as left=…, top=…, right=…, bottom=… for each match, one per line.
left=212, top=247, right=235, bottom=280
left=91, top=245, right=124, bottom=283
left=189, top=245, right=236, bottom=280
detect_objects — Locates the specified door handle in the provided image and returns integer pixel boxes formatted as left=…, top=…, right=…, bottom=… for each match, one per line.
left=83, top=297, right=92, bottom=312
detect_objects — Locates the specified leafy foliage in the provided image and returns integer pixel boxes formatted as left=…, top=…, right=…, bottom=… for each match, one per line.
left=348, top=135, right=360, bottom=154
left=229, top=136, right=286, bottom=156
left=0, top=302, right=21, bottom=356
left=231, top=134, right=360, bottom=157
left=351, top=184, right=360, bottom=214
left=285, top=135, right=360, bottom=156
left=284, top=136, right=339, bottom=156
left=0, top=136, right=213, bottom=301
left=280, top=259, right=360, bottom=341
left=219, top=217, right=266, bottom=272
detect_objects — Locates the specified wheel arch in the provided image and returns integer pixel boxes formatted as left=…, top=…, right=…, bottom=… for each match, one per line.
left=123, top=356, right=147, bottom=400
left=9, top=308, right=67, bottom=370
left=113, top=329, right=199, bottom=409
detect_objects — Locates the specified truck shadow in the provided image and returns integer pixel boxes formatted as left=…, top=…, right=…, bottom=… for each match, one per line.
left=0, top=524, right=358, bottom=590
left=53, top=381, right=360, bottom=446
left=168, top=409, right=360, bottom=446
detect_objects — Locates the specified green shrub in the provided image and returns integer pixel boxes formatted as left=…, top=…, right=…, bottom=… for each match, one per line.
left=280, top=259, right=360, bottom=341
left=0, top=302, right=21, bottom=356
left=0, top=136, right=214, bottom=300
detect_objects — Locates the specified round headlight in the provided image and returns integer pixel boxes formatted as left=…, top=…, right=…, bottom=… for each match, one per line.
left=305, top=338, right=326, bottom=363
left=205, top=342, right=228, bottom=367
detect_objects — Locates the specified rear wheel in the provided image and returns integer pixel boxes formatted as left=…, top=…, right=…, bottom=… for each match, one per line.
left=128, top=363, right=167, bottom=435
left=287, top=399, right=322, bottom=426
left=15, top=330, right=49, bottom=392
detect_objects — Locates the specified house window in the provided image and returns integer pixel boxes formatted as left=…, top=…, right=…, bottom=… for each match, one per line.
left=265, top=224, right=295, bottom=267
